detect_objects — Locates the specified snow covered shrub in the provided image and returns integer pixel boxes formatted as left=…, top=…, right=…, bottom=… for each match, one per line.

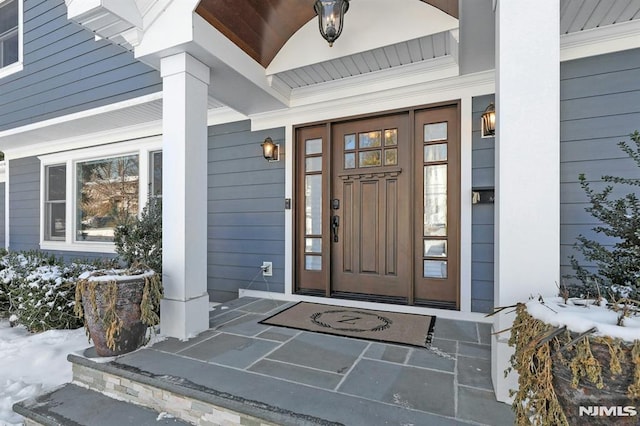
left=568, top=131, right=640, bottom=299
left=114, top=196, right=162, bottom=273
left=0, top=251, right=116, bottom=332
left=0, top=248, right=9, bottom=313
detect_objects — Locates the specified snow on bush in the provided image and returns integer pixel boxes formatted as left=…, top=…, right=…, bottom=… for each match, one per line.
left=0, top=251, right=116, bottom=332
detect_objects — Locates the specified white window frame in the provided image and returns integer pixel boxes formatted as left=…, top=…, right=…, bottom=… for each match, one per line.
left=148, top=149, right=163, bottom=198
left=38, top=137, right=161, bottom=253
left=0, top=0, right=23, bottom=79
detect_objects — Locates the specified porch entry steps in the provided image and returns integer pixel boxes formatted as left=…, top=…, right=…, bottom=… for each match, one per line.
left=15, top=353, right=334, bottom=426
left=14, top=297, right=514, bottom=425
left=13, top=383, right=192, bottom=426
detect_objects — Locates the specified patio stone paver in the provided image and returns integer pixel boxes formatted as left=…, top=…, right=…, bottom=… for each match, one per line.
left=433, top=318, right=480, bottom=343
left=96, top=298, right=513, bottom=425
left=363, top=343, right=409, bottom=364
left=338, top=358, right=456, bottom=418
left=430, top=337, right=458, bottom=355
left=458, top=341, right=491, bottom=359
left=478, top=322, right=492, bottom=345
left=210, top=297, right=260, bottom=314
left=407, top=347, right=456, bottom=372
left=115, top=348, right=466, bottom=426
left=240, top=299, right=291, bottom=314
left=150, top=330, right=219, bottom=354
left=457, top=355, right=493, bottom=390
left=266, top=331, right=368, bottom=374
left=209, top=309, right=247, bottom=328
left=248, top=359, right=343, bottom=389
left=255, top=327, right=300, bottom=342
left=215, top=313, right=272, bottom=336
left=458, top=386, right=515, bottom=425
left=178, top=333, right=279, bottom=368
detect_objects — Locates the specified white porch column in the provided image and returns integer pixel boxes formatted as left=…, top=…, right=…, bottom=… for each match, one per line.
left=492, top=1, right=560, bottom=402
left=160, top=53, right=210, bottom=340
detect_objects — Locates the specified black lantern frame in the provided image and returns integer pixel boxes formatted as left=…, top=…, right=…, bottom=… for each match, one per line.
left=314, top=0, right=349, bottom=47
left=481, top=103, right=496, bottom=138
left=261, top=137, right=280, bottom=162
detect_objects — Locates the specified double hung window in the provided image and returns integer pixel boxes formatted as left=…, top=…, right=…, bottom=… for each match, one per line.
left=0, top=0, right=20, bottom=74
left=40, top=139, right=162, bottom=252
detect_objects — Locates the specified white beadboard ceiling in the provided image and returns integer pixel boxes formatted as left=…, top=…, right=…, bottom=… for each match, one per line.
left=275, top=32, right=451, bottom=90
left=560, top=0, right=640, bottom=34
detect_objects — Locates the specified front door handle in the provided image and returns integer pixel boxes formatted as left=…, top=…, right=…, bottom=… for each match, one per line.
left=331, top=215, right=340, bottom=242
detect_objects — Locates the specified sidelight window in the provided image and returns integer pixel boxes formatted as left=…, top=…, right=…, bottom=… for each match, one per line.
left=423, top=122, right=449, bottom=279
left=304, top=138, right=323, bottom=270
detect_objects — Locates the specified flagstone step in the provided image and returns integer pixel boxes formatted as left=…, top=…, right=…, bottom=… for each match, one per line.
left=13, top=383, right=191, bottom=426
left=67, top=352, right=340, bottom=426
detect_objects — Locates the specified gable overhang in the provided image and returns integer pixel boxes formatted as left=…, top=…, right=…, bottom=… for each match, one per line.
left=7, top=0, right=624, bottom=146
left=64, top=0, right=466, bottom=117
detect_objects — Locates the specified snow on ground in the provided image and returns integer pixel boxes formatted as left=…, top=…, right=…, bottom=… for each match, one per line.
left=0, top=320, right=90, bottom=425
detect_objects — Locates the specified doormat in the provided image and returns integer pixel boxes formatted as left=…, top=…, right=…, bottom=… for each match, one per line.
left=260, top=302, right=436, bottom=348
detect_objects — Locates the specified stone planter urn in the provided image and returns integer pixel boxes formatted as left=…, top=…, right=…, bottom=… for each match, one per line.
left=550, top=332, right=636, bottom=425
left=75, top=268, right=162, bottom=357
left=506, top=298, right=640, bottom=426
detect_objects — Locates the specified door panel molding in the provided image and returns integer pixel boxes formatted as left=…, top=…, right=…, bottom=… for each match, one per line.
left=331, top=113, right=411, bottom=298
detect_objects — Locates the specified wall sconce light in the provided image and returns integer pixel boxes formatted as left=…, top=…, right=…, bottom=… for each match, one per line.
left=314, top=0, right=349, bottom=47
left=261, top=137, right=280, bottom=162
left=481, top=102, right=496, bottom=138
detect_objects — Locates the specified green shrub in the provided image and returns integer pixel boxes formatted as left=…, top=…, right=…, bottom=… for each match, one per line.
left=114, top=197, right=162, bottom=273
left=569, top=131, right=640, bottom=299
left=0, top=251, right=115, bottom=332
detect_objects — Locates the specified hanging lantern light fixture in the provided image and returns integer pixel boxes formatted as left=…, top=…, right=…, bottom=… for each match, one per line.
left=314, top=0, right=349, bottom=47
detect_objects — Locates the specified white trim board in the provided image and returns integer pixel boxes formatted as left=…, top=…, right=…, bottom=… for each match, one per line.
left=560, top=19, right=640, bottom=62
left=0, top=90, right=248, bottom=160
left=250, top=70, right=496, bottom=131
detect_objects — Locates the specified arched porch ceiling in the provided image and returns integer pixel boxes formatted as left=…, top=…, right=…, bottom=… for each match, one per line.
left=195, top=0, right=459, bottom=68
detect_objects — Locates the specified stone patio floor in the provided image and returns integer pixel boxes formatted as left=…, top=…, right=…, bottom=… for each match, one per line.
left=115, top=297, right=515, bottom=425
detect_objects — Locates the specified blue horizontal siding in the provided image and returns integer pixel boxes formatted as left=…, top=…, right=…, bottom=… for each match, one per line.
left=471, top=94, right=495, bottom=313
left=8, top=157, right=39, bottom=252
left=0, top=0, right=161, bottom=131
left=560, top=47, right=640, bottom=284
left=207, top=121, right=286, bottom=302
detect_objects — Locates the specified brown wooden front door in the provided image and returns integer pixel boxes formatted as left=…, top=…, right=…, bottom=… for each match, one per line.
left=330, top=114, right=411, bottom=299
left=295, top=103, right=460, bottom=308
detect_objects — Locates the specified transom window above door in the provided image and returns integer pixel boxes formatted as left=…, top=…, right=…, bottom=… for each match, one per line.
left=343, top=128, right=398, bottom=169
